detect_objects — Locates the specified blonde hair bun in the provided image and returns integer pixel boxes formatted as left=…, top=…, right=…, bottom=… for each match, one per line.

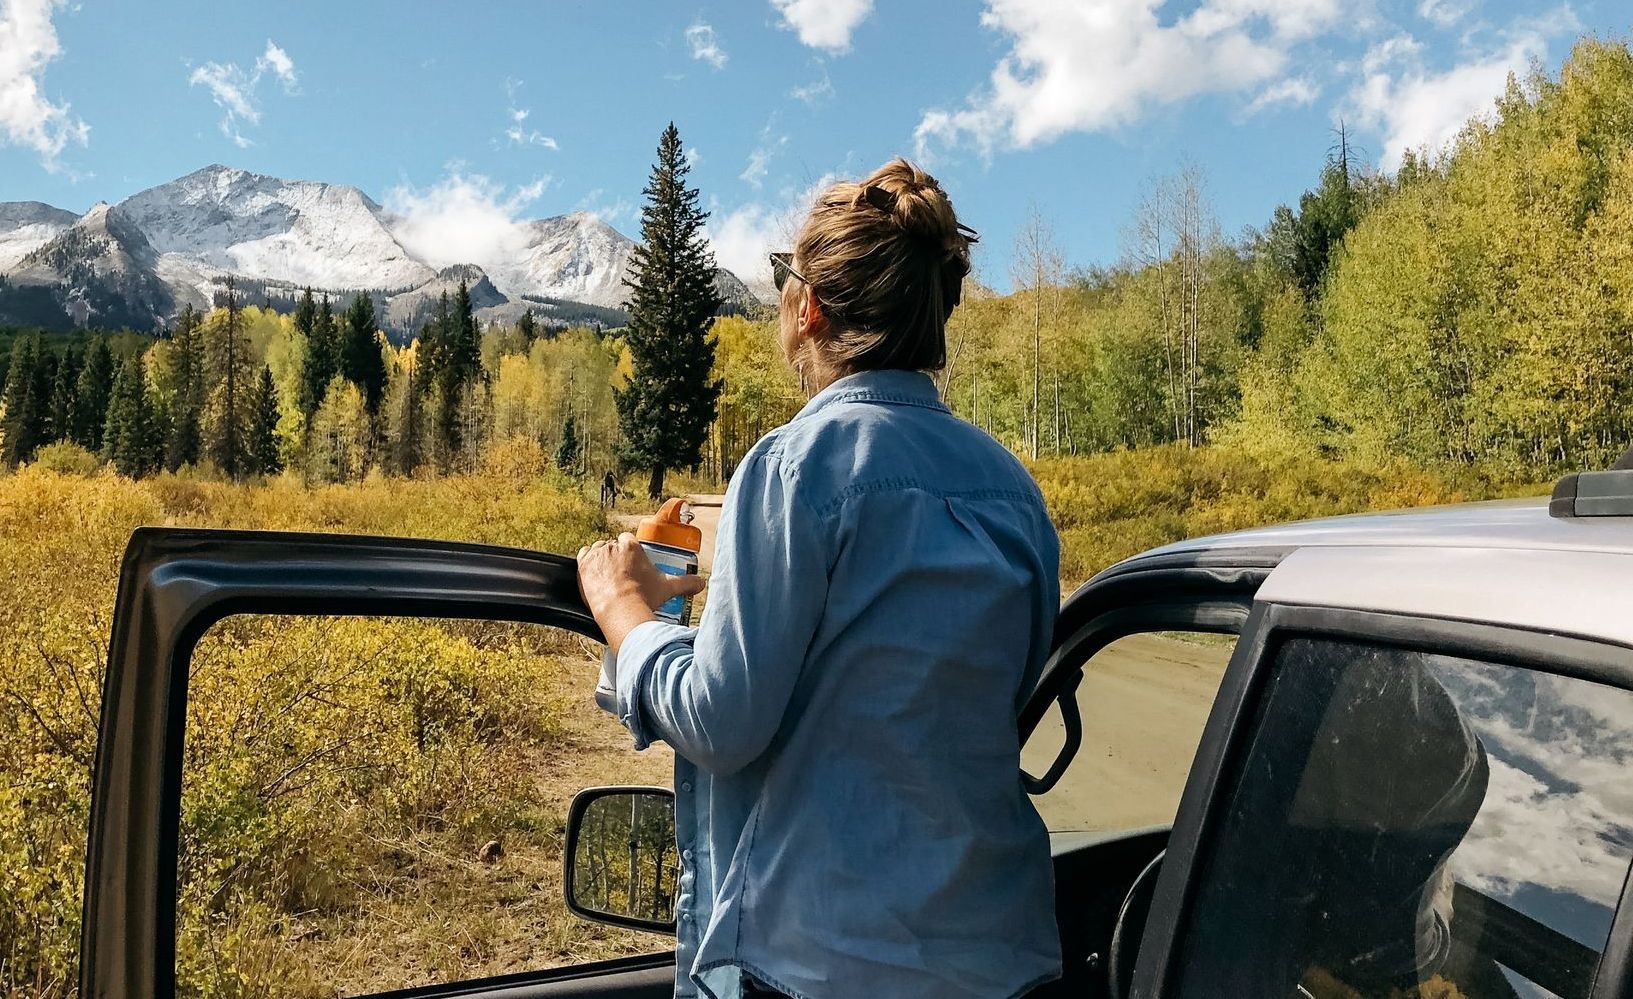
left=795, top=158, right=975, bottom=374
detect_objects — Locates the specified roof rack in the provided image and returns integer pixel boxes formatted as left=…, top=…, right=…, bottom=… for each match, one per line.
left=1552, top=445, right=1633, bottom=518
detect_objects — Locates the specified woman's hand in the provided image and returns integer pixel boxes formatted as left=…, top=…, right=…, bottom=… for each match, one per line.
left=577, top=533, right=706, bottom=652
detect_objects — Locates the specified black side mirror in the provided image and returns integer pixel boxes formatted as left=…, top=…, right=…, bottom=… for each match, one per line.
left=564, top=786, right=679, bottom=933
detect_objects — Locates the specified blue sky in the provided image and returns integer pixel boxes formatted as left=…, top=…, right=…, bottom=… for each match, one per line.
left=1, top=0, right=1628, bottom=293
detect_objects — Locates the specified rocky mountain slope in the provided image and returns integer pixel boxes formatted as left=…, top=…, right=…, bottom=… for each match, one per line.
left=0, top=165, right=759, bottom=332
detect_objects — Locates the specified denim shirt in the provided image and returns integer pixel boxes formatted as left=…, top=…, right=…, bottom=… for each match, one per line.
left=613, top=369, right=1062, bottom=999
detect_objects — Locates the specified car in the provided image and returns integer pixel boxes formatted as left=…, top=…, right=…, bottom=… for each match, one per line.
left=80, top=466, right=1633, bottom=999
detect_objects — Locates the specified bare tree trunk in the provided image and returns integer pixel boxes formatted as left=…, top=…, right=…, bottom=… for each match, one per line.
left=1052, top=369, right=1061, bottom=454
left=1013, top=205, right=1061, bottom=460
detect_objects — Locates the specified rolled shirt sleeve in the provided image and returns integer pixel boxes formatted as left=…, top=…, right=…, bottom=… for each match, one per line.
left=613, top=447, right=829, bottom=775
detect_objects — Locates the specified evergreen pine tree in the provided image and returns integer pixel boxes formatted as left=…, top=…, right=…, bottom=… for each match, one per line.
left=202, top=277, right=256, bottom=478
left=165, top=304, right=206, bottom=470
left=555, top=413, right=581, bottom=472
left=518, top=308, right=538, bottom=346
left=427, top=282, right=485, bottom=468
left=300, top=291, right=339, bottom=426
left=1, top=335, right=47, bottom=465
left=449, top=279, right=482, bottom=385
left=103, top=355, right=160, bottom=477
left=616, top=122, right=724, bottom=498
left=47, top=344, right=81, bottom=445
left=339, top=292, right=388, bottom=413
left=28, top=350, right=56, bottom=449
left=72, top=337, right=116, bottom=451
left=393, top=354, right=425, bottom=477
left=417, top=295, right=451, bottom=393
left=249, top=365, right=283, bottom=475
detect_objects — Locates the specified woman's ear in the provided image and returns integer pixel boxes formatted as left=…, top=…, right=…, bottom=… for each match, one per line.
left=798, top=289, right=827, bottom=341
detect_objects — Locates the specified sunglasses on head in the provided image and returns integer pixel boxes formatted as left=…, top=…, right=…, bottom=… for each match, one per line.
left=769, top=252, right=810, bottom=293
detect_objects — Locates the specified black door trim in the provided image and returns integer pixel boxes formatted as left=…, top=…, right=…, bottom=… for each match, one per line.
left=82, top=527, right=602, bottom=999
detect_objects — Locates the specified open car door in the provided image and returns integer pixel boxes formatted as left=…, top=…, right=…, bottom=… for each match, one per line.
left=81, top=527, right=676, bottom=999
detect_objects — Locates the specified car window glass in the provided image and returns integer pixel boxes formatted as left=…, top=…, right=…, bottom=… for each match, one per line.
left=1024, top=631, right=1234, bottom=835
left=176, top=614, right=671, bottom=997
left=1175, top=636, right=1633, bottom=999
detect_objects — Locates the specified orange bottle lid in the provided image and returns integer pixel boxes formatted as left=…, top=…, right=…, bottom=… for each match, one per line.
left=638, top=497, right=703, bottom=552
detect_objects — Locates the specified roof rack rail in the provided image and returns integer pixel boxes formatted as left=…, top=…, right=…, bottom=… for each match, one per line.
left=1551, top=468, right=1633, bottom=518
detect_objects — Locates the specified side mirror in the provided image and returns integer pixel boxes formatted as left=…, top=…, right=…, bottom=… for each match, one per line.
left=564, top=786, right=679, bottom=933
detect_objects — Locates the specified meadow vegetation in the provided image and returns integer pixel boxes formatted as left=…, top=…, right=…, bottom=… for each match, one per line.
left=0, top=465, right=669, bottom=998
left=0, top=30, right=1621, bottom=999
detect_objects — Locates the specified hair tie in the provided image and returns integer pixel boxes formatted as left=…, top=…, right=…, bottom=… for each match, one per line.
left=862, top=184, right=897, bottom=211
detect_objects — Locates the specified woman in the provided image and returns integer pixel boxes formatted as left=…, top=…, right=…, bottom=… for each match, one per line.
left=577, top=158, right=1061, bottom=999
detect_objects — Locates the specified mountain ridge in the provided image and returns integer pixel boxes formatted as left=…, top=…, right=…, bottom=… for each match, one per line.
left=0, top=164, right=759, bottom=333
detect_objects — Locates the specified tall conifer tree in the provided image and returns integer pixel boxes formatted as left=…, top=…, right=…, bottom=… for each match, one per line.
left=340, top=292, right=388, bottom=413
left=103, top=355, right=160, bottom=477
left=616, top=123, right=723, bottom=498
left=301, top=292, right=339, bottom=424
left=1, top=335, right=44, bottom=465
left=47, top=345, right=81, bottom=446
left=249, top=365, right=283, bottom=475
left=72, top=337, right=115, bottom=451
left=165, top=304, right=205, bottom=470
left=203, top=277, right=255, bottom=478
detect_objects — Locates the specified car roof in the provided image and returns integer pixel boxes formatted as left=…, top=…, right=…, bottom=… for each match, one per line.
left=1132, top=496, right=1633, bottom=561
left=1108, top=496, right=1633, bottom=648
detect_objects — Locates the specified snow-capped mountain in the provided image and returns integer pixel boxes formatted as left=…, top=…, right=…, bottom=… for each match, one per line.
left=482, top=212, right=637, bottom=309
left=0, top=164, right=760, bottom=332
left=119, top=165, right=435, bottom=293
left=0, top=201, right=78, bottom=271
left=6, top=202, right=173, bottom=330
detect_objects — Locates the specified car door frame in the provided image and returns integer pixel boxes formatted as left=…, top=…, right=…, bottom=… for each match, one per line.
left=81, top=526, right=681, bottom=999
left=1126, top=591, right=1633, bottom=999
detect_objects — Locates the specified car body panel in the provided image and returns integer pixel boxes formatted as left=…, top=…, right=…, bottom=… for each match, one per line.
left=1257, top=544, right=1633, bottom=647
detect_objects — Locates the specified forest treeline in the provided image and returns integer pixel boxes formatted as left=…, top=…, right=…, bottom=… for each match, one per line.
left=946, top=36, right=1633, bottom=475
left=5, top=38, right=1632, bottom=488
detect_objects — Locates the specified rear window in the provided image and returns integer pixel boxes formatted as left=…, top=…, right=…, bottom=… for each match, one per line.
left=1175, top=637, right=1633, bottom=999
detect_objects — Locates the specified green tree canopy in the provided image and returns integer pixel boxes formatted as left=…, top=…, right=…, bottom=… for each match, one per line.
left=616, top=122, right=723, bottom=498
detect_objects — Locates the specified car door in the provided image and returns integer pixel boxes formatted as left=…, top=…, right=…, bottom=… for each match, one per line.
left=1014, top=543, right=1280, bottom=998
left=82, top=526, right=677, bottom=999
left=1127, top=545, right=1633, bottom=999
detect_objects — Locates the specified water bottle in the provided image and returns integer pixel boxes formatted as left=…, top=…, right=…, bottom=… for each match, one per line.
left=595, top=497, right=702, bottom=713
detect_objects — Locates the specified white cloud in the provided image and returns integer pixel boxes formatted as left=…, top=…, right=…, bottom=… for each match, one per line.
left=770, top=0, right=873, bottom=54
left=1244, top=76, right=1318, bottom=115
left=741, top=121, right=789, bottom=188
left=0, top=0, right=89, bottom=170
left=1417, top=0, right=1474, bottom=27
left=188, top=38, right=297, bottom=148
left=1348, top=27, right=1547, bottom=168
left=915, top=0, right=1343, bottom=156
left=257, top=40, right=297, bottom=90
left=686, top=20, right=728, bottom=69
left=385, top=169, right=552, bottom=271
left=577, top=188, right=636, bottom=225
left=790, top=69, right=835, bottom=104
left=705, top=173, right=837, bottom=299
left=684, top=146, right=703, bottom=170
left=501, top=78, right=559, bottom=150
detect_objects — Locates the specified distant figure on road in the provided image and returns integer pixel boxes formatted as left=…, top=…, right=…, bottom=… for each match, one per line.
left=600, top=471, right=618, bottom=510
left=577, top=158, right=1059, bottom=999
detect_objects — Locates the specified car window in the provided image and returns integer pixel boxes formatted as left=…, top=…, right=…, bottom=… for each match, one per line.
left=176, top=614, right=671, bottom=997
left=1023, top=631, right=1234, bottom=835
left=1174, top=636, right=1633, bottom=999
